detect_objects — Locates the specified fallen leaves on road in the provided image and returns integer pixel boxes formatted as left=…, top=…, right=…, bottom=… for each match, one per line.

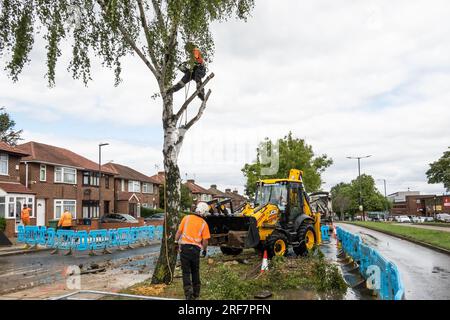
left=132, top=284, right=167, bottom=296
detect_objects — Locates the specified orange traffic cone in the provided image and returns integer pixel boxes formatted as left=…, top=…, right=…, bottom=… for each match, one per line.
left=260, top=250, right=269, bottom=273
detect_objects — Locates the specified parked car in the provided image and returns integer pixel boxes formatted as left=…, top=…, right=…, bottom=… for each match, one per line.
left=411, top=216, right=425, bottom=223
left=423, top=217, right=435, bottom=222
left=144, top=213, right=165, bottom=221
left=436, top=213, right=450, bottom=223
left=395, top=215, right=412, bottom=223
left=100, top=213, right=139, bottom=224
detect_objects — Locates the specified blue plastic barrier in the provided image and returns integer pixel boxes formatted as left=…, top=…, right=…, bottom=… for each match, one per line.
left=321, top=225, right=330, bottom=241
left=17, top=225, right=25, bottom=243
left=155, top=226, right=163, bottom=240
left=76, top=230, right=89, bottom=251
left=16, top=225, right=160, bottom=253
left=336, top=226, right=405, bottom=300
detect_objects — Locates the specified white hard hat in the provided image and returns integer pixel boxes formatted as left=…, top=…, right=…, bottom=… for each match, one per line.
left=195, top=202, right=210, bottom=216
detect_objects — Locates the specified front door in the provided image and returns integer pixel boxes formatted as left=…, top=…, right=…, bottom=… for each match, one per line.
left=15, top=197, right=26, bottom=232
left=129, top=203, right=137, bottom=217
left=36, top=199, right=46, bottom=226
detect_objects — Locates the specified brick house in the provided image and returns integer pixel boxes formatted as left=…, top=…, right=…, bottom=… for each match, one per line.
left=225, top=188, right=248, bottom=210
left=185, top=179, right=213, bottom=204
left=0, top=142, right=36, bottom=238
left=103, top=162, right=160, bottom=217
left=16, top=142, right=116, bottom=227
left=208, top=185, right=229, bottom=201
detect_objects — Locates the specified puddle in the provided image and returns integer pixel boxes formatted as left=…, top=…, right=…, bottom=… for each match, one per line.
left=320, top=240, right=377, bottom=300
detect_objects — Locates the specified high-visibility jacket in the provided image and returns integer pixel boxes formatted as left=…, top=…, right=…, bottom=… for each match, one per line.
left=21, top=208, right=31, bottom=226
left=178, top=214, right=210, bottom=249
left=193, top=48, right=204, bottom=65
left=58, top=211, right=73, bottom=227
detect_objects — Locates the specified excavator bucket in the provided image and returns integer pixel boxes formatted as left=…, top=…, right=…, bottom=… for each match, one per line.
left=205, top=216, right=260, bottom=249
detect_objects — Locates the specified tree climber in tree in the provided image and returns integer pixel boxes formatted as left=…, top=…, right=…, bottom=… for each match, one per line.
left=168, top=44, right=207, bottom=101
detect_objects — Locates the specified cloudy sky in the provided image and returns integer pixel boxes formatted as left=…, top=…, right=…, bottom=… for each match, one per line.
left=1, top=0, right=449, bottom=196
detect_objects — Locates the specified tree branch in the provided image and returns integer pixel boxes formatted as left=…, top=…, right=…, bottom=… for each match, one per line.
left=137, top=0, right=161, bottom=77
left=96, top=0, right=158, bottom=79
left=182, top=89, right=212, bottom=131
left=161, top=19, right=179, bottom=87
left=175, top=73, right=215, bottom=120
left=151, top=0, right=166, bottom=31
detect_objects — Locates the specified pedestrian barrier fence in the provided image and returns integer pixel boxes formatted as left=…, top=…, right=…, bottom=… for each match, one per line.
left=17, top=225, right=164, bottom=252
left=336, top=227, right=405, bottom=300
left=321, top=225, right=330, bottom=242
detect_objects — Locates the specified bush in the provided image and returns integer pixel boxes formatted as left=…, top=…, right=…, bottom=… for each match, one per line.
left=0, top=217, right=6, bottom=232
left=140, top=207, right=165, bottom=218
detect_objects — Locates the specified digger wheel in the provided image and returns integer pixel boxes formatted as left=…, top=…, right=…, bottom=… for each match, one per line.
left=293, top=224, right=316, bottom=256
left=265, top=231, right=288, bottom=259
left=220, top=247, right=243, bottom=256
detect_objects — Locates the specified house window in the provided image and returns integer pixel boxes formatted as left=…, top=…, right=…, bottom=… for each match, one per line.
left=128, top=180, right=141, bottom=193
left=0, top=197, right=5, bottom=218
left=105, top=176, right=110, bottom=189
left=55, top=167, right=77, bottom=184
left=54, top=200, right=76, bottom=219
left=0, top=153, right=8, bottom=175
left=8, top=197, right=14, bottom=218
left=121, top=179, right=125, bottom=192
left=142, top=183, right=153, bottom=194
left=40, top=165, right=47, bottom=181
left=28, top=197, right=34, bottom=218
left=82, top=171, right=99, bottom=186
left=82, top=200, right=99, bottom=218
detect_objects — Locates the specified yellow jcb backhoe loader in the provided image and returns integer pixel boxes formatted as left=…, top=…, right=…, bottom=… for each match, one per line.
left=205, top=169, right=322, bottom=258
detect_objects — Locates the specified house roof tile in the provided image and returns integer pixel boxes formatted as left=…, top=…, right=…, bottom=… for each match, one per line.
left=103, top=163, right=159, bottom=184
left=0, top=182, right=36, bottom=194
left=0, top=141, right=29, bottom=157
left=17, top=141, right=116, bottom=174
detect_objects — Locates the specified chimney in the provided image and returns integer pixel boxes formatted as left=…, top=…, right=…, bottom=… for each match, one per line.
left=158, top=171, right=165, bottom=176
left=188, top=179, right=195, bottom=184
left=233, top=190, right=238, bottom=194
left=211, top=185, right=217, bottom=189
left=225, top=188, right=231, bottom=193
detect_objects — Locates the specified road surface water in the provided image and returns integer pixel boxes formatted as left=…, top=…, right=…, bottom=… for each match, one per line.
left=337, top=223, right=450, bottom=300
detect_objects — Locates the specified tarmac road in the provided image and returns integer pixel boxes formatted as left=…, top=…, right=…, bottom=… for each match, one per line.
left=337, top=223, right=450, bottom=300
left=0, top=244, right=161, bottom=295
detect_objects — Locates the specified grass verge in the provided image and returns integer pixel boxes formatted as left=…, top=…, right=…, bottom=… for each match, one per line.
left=123, top=249, right=347, bottom=300
left=346, top=221, right=450, bottom=251
left=418, top=222, right=450, bottom=228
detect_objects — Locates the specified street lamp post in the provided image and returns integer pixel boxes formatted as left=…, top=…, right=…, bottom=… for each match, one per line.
left=377, top=178, right=388, bottom=215
left=347, top=155, right=372, bottom=221
left=99, top=143, right=109, bottom=217
left=434, top=195, right=437, bottom=220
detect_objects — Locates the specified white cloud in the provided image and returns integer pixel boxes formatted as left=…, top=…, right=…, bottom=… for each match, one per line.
left=2, top=0, right=450, bottom=196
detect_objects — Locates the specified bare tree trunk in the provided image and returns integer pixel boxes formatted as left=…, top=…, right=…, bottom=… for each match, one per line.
left=151, top=96, right=183, bottom=284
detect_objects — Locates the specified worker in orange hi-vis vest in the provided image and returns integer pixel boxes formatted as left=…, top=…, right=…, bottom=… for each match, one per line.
left=167, top=44, right=207, bottom=101
left=175, top=202, right=211, bottom=300
left=51, top=210, right=73, bottom=256
left=20, top=204, right=32, bottom=249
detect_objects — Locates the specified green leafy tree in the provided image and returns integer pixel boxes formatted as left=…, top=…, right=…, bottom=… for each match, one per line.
left=426, top=148, right=450, bottom=192
left=160, top=183, right=193, bottom=211
left=0, top=0, right=255, bottom=284
left=180, top=183, right=193, bottom=211
left=330, top=182, right=352, bottom=220
left=0, top=107, right=22, bottom=145
left=331, top=174, right=390, bottom=218
left=242, top=132, right=333, bottom=198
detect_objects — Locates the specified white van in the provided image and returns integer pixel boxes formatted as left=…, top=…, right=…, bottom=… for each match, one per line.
left=436, top=214, right=450, bottom=223
left=395, top=215, right=411, bottom=223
